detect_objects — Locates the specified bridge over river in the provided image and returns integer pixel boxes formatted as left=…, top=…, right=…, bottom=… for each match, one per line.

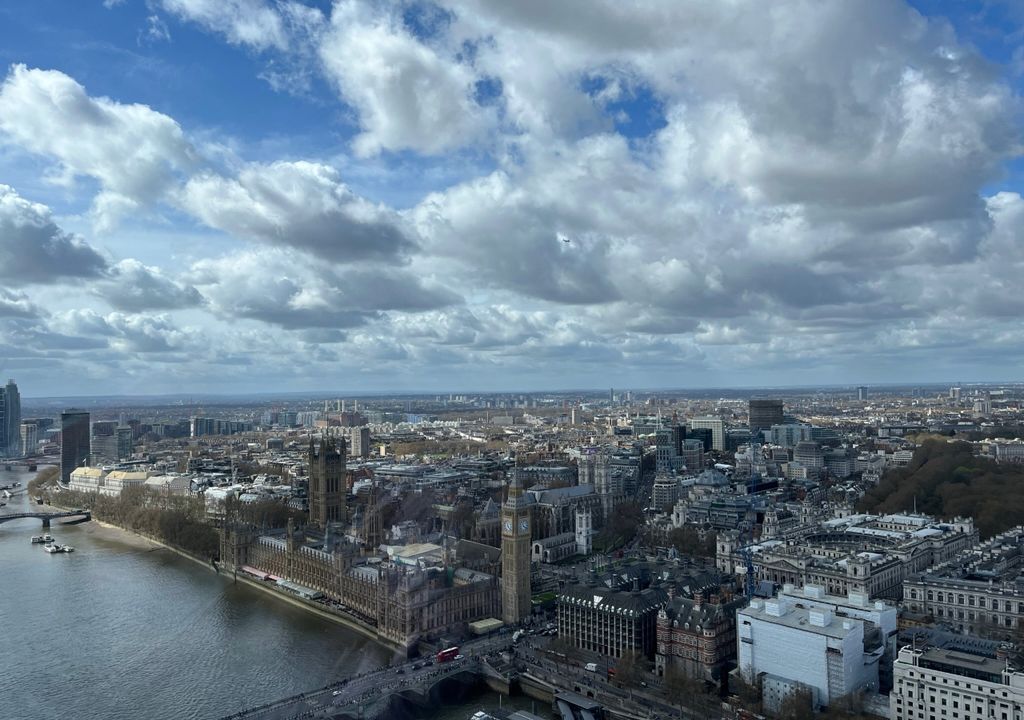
left=0, top=509, right=91, bottom=528
left=222, top=635, right=514, bottom=720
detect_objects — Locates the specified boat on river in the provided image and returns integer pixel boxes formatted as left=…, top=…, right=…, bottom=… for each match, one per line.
left=31, top=534, right=55, bottom=544
left=43, top=543, right=73, bottom=554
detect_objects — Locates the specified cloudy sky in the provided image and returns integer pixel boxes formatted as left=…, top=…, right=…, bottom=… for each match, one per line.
left=0, top=0, right=1022, bottom=396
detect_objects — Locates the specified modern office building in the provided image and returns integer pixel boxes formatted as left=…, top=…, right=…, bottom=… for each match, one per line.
left=655, top=425, right=684, bottom=473
left=90, top=421, right=118, bottom=465
left=116, top=426, right=133, bottom=461
left=689, top=417, right=725, bottom=452
left=748, top=399, right=784, bottom=437
left=558, top=583, right=668, bottom=660
left=350, top=426, right=371, bottom=459
left=60, top=409, right=91, bottom=484
left=0, top=379, right=21, bottom=457
left=190, top=417, right=254, bottom=437
left=857, top=386, right=869, bottom=401
left=765, top=423, right=813, bottom=448
left=793, top=441, right=825, bottom=471
left=19, top=421, right=37, bottom=457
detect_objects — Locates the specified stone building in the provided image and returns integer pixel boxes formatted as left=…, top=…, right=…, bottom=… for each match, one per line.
left=903, top=526, right=1024, bottom=636
left=891, top=644, right=1024, bottom=720
left=470, top=498, right=501, bottom=548
left=718, top=513, right=978, bottom=600
left=528, top=484, right=602, bottom=540
left=532, top=532, right=577, bottom=563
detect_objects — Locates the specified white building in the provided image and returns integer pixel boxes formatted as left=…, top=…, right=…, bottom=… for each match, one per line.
left=103, top=470, right=149, bottom=496
left=991, top=440, right=1024, bottom=464
left=891, top=645, right=1024, bottom=720
left=144, top=474, right=193, bottom=496
left=738, top=587, right=893, bottom=710
left=68, top=466, right=107, bottom=494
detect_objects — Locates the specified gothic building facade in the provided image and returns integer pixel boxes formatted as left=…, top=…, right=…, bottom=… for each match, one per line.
left=309, top=436, right=346, bottom=528
left=220, top=521, right=499, bottom=652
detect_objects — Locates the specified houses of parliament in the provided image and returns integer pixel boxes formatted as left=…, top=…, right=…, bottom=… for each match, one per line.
left=218, top=436, right=534, bottom=651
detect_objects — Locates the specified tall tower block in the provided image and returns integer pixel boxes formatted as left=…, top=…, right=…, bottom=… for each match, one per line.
left=501, top=467, right=535, bottom=624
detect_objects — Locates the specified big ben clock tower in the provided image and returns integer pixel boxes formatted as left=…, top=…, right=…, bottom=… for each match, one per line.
left=501, top=465, right=534, bottom=624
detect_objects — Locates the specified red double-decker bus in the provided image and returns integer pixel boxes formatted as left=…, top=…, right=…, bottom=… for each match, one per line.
left=435, top=647, right=460, bottom=663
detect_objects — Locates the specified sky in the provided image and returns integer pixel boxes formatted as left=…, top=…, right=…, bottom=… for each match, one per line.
left=0, top=0, right=1022, bottom=397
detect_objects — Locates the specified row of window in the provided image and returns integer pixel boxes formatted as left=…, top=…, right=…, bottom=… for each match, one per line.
left=909, top=589, right=1022, bottom=612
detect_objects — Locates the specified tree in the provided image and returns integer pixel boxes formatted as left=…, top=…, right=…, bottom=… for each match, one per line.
left=663, top=665, right=721, bottom=719
left=729, top=674, right=762, bottom=714
left=449, top=502, right=476, bottom=539
left=776, top=689, right=815, bottom=720
left=858, top=439, right=1024, bottom=537
left=596, top=501, right=645, bottom=552
left=613, top=649, right=650, bottom=688
left=667, top=525, right=717, bottom=559
left=27, top=466, right=59, bottom=493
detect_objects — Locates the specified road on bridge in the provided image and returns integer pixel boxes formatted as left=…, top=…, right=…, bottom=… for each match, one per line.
left=223, top=634, right=514, bottom=720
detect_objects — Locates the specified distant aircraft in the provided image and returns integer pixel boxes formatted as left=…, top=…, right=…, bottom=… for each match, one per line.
left=556, top=231, right=571, bottom=244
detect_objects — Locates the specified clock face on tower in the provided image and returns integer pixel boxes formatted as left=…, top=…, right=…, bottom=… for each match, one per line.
left=504, top=520, right=512, bottom=532
left=519, top=518, right=529, bottom=532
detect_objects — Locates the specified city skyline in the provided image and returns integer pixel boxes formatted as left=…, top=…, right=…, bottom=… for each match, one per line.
left=1, top=1, right=1023, bottom=394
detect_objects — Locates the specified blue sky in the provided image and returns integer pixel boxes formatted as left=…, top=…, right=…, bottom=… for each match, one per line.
left=0, top=0, right=1022, bottom=396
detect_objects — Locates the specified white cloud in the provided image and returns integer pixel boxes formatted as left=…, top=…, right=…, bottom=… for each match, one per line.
left=159, top=0, right=289, bottom=51
left=319, top=0, right=494, bottom=156
left=0, top=65, right=197, bottom=228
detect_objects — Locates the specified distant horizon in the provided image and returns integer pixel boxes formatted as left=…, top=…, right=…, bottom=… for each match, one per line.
left=17, top=378, right=1024, bottom=404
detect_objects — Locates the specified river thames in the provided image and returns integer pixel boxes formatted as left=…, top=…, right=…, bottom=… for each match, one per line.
left=0, top=468, right=536, bottom=720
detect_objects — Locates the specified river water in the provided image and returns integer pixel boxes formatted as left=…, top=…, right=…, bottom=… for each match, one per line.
left=0, top=468, right=538, bottom=720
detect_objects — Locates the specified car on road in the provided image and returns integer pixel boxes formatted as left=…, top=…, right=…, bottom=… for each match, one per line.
left=332, top=690, right=343, bottom=696
left=395, top=668, right=405, bottom=675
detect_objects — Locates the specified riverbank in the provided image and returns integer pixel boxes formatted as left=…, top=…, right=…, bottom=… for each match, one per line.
left=46, top=496, right=401, bottom=654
